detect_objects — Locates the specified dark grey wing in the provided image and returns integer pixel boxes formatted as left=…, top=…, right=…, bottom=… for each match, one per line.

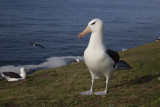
left=2, top=72, right=22, bottom=78
left=35, top=44, right=45, bottom=49
left=117, top=60, right=131, bottom=70
left=106, top=49, right=119, bottom=67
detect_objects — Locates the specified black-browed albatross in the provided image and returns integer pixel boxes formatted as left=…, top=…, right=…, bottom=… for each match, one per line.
left=78, top=18, right=130, bottom=95
left=1, top=67, right=28, bottom=81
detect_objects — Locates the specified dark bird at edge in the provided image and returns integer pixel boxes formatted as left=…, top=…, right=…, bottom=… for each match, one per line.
left=30, top=43, right=45, bottom=49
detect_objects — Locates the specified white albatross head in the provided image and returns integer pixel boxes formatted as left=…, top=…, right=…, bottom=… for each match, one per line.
left=20, top=67, right=26, bottom=73
left=78, top=18, right=104, bottom=39
left=20, top=67, right=29, bottom=79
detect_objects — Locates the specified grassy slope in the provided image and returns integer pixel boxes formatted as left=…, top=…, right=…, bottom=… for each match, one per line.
left=0, top=41, right=160, bottom=107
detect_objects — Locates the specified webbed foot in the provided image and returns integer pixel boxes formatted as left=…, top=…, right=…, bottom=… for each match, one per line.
left=94, top=91, right=107, bottom=96
left=80, top=90, right=93, bottom=95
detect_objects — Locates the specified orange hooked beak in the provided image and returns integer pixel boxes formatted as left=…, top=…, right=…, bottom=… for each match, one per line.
left=78, top=26, right=91, bottom=39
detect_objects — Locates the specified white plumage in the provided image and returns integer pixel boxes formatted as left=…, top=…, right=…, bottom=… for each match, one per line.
left=1, top=67, right=27, bottom=81
left=78, top=19, right=118, bottom=95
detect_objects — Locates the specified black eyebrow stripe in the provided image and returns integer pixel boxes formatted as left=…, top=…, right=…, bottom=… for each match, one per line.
left=91, top=21, right=96, bottom=25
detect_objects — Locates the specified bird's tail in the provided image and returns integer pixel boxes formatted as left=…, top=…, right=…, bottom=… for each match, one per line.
left=116, top=60, right=131, bottom=70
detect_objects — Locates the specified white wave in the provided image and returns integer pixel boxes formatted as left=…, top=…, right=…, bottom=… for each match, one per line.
left=0, top=56, right=84, bottom=74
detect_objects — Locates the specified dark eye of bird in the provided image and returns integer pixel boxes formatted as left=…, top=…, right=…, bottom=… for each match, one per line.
left=91, top=22, right=96, bottom=25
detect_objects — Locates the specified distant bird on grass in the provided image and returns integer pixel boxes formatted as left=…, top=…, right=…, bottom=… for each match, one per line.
left=1, top=67, right=28, bottom=81
left=72, top=59, right=80, bottom=63
left=30, top=43, right=45, bottom=49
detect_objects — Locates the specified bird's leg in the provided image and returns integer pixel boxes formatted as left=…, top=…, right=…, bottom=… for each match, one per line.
left=94, top=77, right=109, bottom=96
left=80, top=79, right=94, bottom=95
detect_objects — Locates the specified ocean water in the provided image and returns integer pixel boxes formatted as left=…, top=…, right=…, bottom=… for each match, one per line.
left=0, top=0, right=160, bottom=72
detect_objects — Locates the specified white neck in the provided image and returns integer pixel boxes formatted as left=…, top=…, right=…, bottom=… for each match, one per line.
left=87, top=31, right=105, bottom=50
left=20, top=70, right=26, bottom=79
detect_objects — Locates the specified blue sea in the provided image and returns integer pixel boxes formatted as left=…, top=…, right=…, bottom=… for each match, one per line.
left=0, top=0, right=160, bottom=72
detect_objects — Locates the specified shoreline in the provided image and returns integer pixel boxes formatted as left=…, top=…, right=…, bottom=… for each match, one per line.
left=0, top=40, right=159, bottom=74
left=0, top=41, right=160, bottom=106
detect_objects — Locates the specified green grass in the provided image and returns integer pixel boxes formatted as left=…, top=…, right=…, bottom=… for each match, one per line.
left=0, top=41, right=160, bottom=107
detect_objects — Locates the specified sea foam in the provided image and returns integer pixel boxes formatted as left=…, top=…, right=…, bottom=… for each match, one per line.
left=0, top=56, right=83, bottom=74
